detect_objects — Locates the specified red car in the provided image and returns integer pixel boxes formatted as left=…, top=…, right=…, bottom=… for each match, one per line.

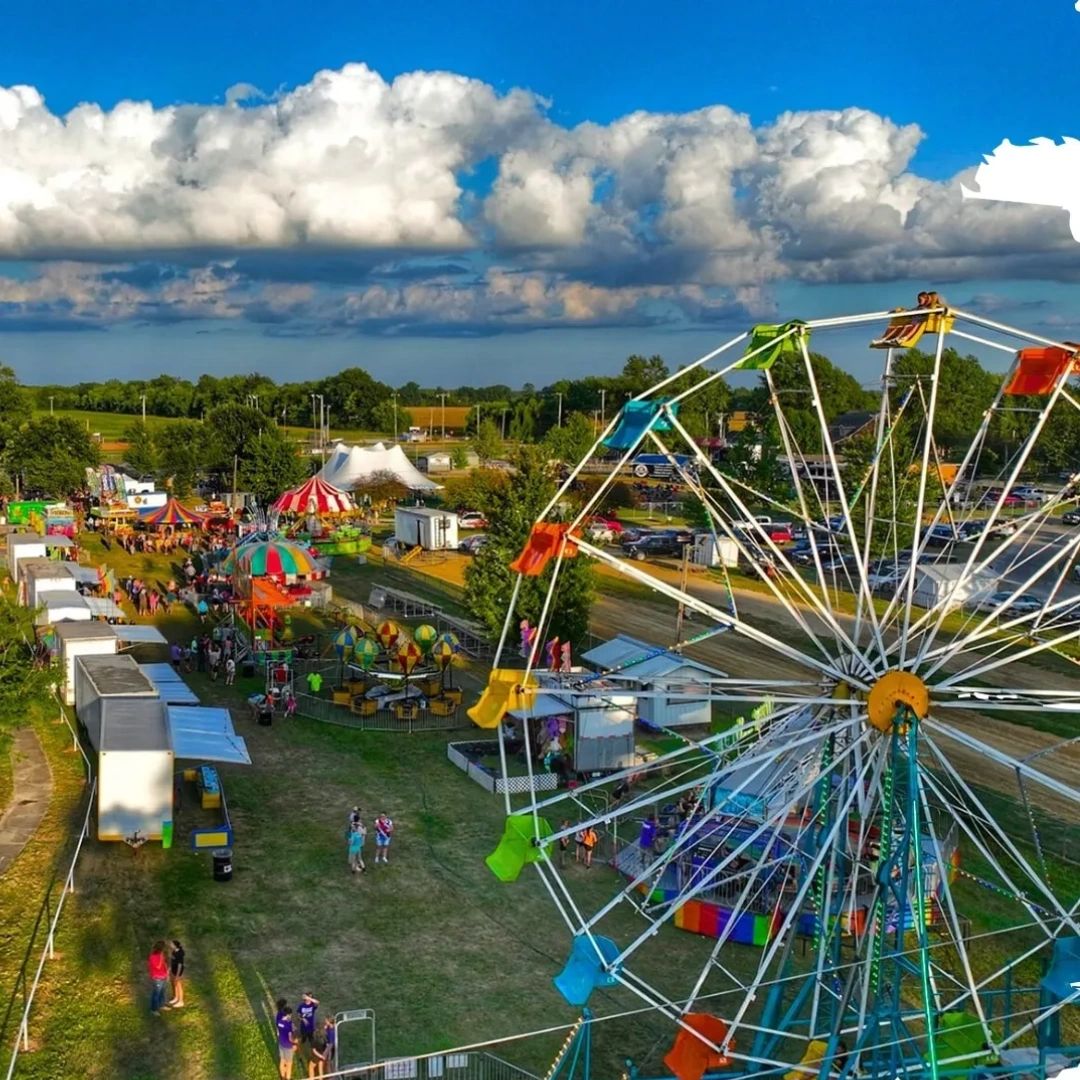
left=587, top=515, right=624, bottom=534
left=766, top=526, right=794, bottom=543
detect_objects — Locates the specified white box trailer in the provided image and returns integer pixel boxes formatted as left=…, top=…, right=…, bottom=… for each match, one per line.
left=53, top=622, right=119, bottom=705
left=75, top=654, right=159, bottom=749
left=34, top=590, right=91, bottom=626
left=692, top=533, right=739, bottom=569
left=20, top=559, right=76, bottom=609
left=96, top=698, right=174, bottom=842
left=393, top=507, right=459, bottom=551
left=7, top=535, right=47, bottom=581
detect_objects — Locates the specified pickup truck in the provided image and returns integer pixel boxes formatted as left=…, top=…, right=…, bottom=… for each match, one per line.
left=733, top=516, right=794, bottom=542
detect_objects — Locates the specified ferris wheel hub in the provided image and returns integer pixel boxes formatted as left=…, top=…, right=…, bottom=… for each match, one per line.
left=866, top=670, right=929, bottom=732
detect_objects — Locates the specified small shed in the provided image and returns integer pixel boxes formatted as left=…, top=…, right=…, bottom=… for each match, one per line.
left=7, top=534, right=47, bottom=580
left=581, top=634, right=727, bottom=729
left=419, top=452, right=453, bottom=474
left=910, top=566, right=998, bottom=613
left=20, top=558, right=76, bottom=608
left=393, top=507, right=459, bottom=551
left=34, top=590, right=91, bottom=626
left=96, top=698, right=174, bottom=842
left=53, top=621, right=119, bottom=705
left=75, top=654, right=159, bottom=748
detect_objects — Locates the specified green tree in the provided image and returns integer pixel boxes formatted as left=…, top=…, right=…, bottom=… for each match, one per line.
left=464, top=446, right=594, bottom=648
left=203, top=402, right=266, bottom=472
left=5, top=416, right=99, bottom=495
left=472, top=418, right=503, bottom=462
left=450, top=445, right=469, bottom=469
left=122, top=422, right=158, bottom=477
left=240, top=427, right=308, bottom=506
left=0, top=594, right=54, bottom=733
left=155, top=421, right=207, bottom=497
left=0, top=366, right=24, bottom=455
left=544, top=412, right=597, bottom=465
left=370, top=398, right=411, bottom=437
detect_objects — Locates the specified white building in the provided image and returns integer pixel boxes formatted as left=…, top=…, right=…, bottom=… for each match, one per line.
left=910, top=565, right=998, bottom=613
left=581, top=634, right=728, bottom=729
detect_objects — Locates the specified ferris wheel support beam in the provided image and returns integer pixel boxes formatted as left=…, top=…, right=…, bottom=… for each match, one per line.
left=950, top=308, right=1080, bottom=352
left=574, top=537, right=864, bottom=686
left=658, top=409, right=878, bottom=676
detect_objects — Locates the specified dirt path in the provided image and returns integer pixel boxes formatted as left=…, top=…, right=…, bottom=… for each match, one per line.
left=0, top=728, right=53, bottom=874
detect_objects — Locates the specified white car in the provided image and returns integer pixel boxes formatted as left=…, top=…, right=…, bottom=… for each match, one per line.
left=458, top=511, right=488, bottom=530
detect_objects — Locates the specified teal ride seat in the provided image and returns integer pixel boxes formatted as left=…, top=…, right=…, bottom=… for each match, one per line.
left=553, top=933, right=621, bottom=1006
left=1041, top=936, right=1080, bottom=1001
left=602, top=400, right=679, bottom=452
left=485, top=814, right=553, bottom=883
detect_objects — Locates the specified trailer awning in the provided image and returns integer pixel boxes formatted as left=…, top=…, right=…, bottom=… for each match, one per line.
left=166, top=706, right=251, bottom=765
left=69, top=565, right=102, bottom=586
left=139, top=663, right=199, bottom=705
left=112, top=624, right=168, bottom=645
left=85, top=597, right=125, bottom=620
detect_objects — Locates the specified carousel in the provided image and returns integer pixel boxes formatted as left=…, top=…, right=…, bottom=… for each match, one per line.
left=271, top=475, right=371, bottom=556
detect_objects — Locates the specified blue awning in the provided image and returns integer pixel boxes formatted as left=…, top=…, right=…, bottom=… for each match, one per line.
left=167, top=706, right=251, bottom=765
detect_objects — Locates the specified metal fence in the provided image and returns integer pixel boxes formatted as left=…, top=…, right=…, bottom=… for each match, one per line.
left=446, top=741, right=560, bottom=795
left=337, top=1051, right=539, bottom=1080
left=295, top=692, right=468, bottom=734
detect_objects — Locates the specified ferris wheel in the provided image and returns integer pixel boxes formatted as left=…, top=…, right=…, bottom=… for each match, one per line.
left=475, top=296, right=1080, bottom=1080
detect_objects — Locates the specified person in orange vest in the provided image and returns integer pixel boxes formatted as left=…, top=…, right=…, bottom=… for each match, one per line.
left=581, top=826, right=598, bottom=869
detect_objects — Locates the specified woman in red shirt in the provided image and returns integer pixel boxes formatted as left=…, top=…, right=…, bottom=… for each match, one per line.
left=148, top=940, right=169, bottom=1015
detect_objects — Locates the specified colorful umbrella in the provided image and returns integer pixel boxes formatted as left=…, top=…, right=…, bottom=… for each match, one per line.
left=432, top=633, right=459, bottom=671
left=376, top=619, right=401, bottom=650
left=413, top=623, right=438, bottom=656
left=232, top=540, right=322, bottom=578
left=137, top=498, right=208, bottom=528
left=272, top=475, right=355, bottom=516
left=334, top=625, right=360, bottom=658
left=353, top=636, right=380, bottom=671
left=396, top=639, right=423, bottom=675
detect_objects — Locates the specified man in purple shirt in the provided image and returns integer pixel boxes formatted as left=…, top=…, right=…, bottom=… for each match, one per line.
left=296, top=991, right=320, bottom=1050
left=276, top=1004, right=298, bottom=1079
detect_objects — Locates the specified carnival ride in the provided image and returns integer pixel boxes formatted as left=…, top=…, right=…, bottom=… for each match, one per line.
left=477, top=297, right=1080, bottom=1079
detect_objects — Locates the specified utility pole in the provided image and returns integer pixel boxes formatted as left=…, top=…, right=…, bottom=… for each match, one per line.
left=557, top=392, right=563, bottom=428
left=675, top=543, right=691, bottom=647
left=232, top=454, right=239, bottom=502
left=439, top=392, right=448, bottom=439
left=140, top=394, right=146, bottom=424
left=600, top=387, right=606, bottom=426
left=392, top=393, right=398, bottom=442
left=501, top=407, right=508, bottom=439
left=48, top=395, right=54, bottom=415
left=475, top=403, right=481, bottom=433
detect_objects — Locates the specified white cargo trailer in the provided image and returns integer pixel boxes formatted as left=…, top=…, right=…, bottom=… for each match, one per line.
left=75, top=654, right=159, bottom=749
left=53, top=622, right=119, bottom=705
left=393, top=507, right=459, bottom=551
left=34, top=590, right=91, bottom=625
left=20, top=559, right=76, bottom=609
left=6, top=534, right=46, bottom=581
left=96, top=698, right=174, bottom=842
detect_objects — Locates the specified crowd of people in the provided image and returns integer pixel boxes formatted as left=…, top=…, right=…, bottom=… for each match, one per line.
left=275, top=993, right=335, bottom=1079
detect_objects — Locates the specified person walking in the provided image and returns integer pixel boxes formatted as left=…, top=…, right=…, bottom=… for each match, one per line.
left=147, top=940, right=170, bottom=1015
left=277, top=1004, right=299, bottom=1079
left=167, top=939, right=185, bottom=1007
left=373, top=812, right=394, bottom=865
left=348, top=821, right=366, bottom=874
left=225, top=656, right=236, bottom=685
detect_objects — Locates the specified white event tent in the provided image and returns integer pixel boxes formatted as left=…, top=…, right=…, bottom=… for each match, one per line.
left=318, top=442, right=441, bottom=492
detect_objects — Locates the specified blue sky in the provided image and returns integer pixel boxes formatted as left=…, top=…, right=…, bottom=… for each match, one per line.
left=0, top=0, right=1077, bottom=388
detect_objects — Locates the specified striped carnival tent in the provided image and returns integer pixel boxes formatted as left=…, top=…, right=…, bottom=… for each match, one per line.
left=272, top=476, right=355, bottom=516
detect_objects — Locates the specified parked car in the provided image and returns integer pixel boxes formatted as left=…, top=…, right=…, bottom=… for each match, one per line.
left=622, top=533, right=687, bottom=560
left=957, top=519, right=1018, bottom=541
left=619, top=526, right=653, bottom=544
left=1063, top=509, right=1080, bottom=526
left=458, top=511, right=488, bottom=530
left=459, top=534, right=488, bottom=555
left=972, top=590, right=1042, bottom=616
left=981, top=489, right=1023, bottom=507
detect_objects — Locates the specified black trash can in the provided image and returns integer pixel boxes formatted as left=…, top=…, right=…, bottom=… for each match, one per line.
left=212, top=848, right=233, bottom=882
left=241, top=660, right=256, bottom=679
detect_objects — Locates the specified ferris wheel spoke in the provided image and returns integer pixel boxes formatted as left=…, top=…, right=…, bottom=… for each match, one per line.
left=575, top=536, right=864, bottom=686
left=646, top=427, right=854, bottom=672
left=658, top=411, right=877, bottom=676
left=920, top=728, right=1080, bottom=934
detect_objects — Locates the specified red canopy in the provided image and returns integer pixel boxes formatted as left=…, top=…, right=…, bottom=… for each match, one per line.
left=272, top=476, right=355, bottom=515
left=137, top=498, right=208, bottom=527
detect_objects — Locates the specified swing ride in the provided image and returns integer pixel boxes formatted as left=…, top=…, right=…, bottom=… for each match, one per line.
left=477, top=297, right=1080, bottom=1079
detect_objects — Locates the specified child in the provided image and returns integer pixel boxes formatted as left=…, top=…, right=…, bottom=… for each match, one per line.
left=348, top=822, right=366, bottom=874
left=148, top=940, right=169, bottom=1015
left=373, top=812, right=394, bottom=865
left=309, top=1022, right=331, bottom=1078
left=277, top=1004, right=298, bottom=1079
left=167, top=939, right=185, bottom=1007
left=296, top=992, right=320, bottom=1053
left=582, top=826, right=598, bottom=868
left=558, top=819, right=571, bottom=867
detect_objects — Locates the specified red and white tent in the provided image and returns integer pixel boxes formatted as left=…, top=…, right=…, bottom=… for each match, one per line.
left=272, top=475, right=355, bottom=515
